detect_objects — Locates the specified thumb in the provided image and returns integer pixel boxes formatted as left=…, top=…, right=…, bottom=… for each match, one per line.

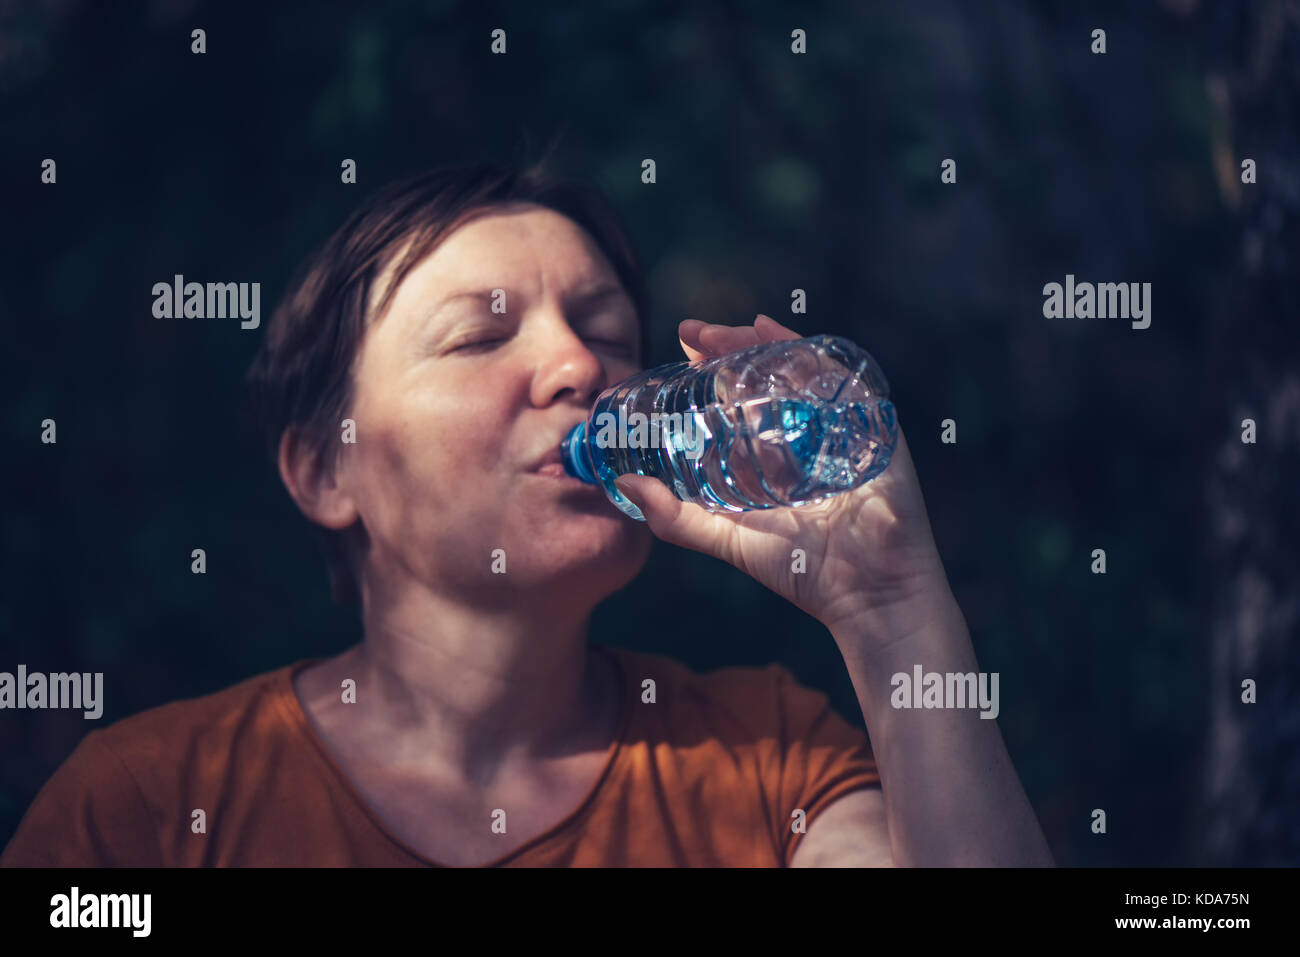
left=612, top=474, right=729, bottom=558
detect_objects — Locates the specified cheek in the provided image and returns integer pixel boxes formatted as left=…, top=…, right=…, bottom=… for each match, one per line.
left=345, top=384, right=516, bottom=539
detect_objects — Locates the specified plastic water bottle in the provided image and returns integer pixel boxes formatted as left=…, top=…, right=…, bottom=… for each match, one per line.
left=560, top=334, right=898, bottom=521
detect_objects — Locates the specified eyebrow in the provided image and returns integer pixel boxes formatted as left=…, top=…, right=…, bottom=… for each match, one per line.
left=426, top=282, right=629, bottom=321
left=567, top=282, right=627, bottom=307
left=428, top=290, right=495, bottom=315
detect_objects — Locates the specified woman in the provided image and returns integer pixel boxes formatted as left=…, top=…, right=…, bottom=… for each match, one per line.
left=2, top=162, right=1052, bottom=867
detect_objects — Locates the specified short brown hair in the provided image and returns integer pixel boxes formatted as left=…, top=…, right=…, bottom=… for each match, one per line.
left=245, top=161, right=649, bottom=607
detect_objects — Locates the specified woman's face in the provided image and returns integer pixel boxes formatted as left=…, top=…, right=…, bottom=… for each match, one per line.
left=338, top=203, right=653, bottom=606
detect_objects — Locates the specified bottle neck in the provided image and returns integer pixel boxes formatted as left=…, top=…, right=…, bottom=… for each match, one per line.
left=561, top=422, right=598, bottom=484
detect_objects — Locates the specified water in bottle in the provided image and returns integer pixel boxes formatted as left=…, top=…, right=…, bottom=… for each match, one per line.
left=559, top=334, right=898, bottom=521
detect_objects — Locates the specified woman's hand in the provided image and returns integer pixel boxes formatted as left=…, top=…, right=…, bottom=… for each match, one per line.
left=613, top=315, right=953, bottom=644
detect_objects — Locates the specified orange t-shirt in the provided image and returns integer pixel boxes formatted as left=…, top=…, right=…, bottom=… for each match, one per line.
left=1, top=645, right=879, bottom=867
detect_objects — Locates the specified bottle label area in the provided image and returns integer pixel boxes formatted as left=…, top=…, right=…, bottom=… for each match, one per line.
left=590, top=408, right=707, bottom=460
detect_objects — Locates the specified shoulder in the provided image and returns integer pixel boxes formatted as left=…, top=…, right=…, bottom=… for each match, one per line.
left=91, top=661, right=305, bottom=770
left=81, top=660, right=315, bottom=821
left=602, top=646, right=880, bottom=866
left=1, top=661, right=309, bottom=867
left=604, top=645, right=864, bottom=745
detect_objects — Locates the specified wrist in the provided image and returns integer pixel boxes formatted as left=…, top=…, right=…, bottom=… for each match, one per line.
left=825, top=576, right=972, bottom=673
left=818, top=556, right=953, bottom=635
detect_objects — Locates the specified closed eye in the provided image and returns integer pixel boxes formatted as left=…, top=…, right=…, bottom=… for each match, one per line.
left=448, top=336, right=507, bottom=353
left=584, top=338, right=637, bottom=358
left=446, top=334, right=635, bottom=359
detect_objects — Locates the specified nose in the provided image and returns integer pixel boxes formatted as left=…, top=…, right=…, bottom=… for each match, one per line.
left=529, top=319, right=608, bottom=409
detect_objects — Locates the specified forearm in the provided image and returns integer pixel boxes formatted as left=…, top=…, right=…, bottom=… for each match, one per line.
left=829, top=584, right=1055, bottom=867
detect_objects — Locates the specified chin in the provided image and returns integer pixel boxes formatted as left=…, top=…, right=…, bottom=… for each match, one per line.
left=552, top=507, right=650, bottom=560
left=512, top=504, right=652, bottom=590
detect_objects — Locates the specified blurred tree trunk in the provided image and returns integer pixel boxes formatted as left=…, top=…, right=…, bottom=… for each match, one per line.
left=1192, top=0, right=1300, bottom=865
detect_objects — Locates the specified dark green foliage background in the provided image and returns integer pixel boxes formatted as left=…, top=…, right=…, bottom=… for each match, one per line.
left=0, top=0, right=1264, bottom=865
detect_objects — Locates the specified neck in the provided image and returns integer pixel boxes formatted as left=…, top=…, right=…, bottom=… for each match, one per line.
left=347, top=569, right=611, bottom=783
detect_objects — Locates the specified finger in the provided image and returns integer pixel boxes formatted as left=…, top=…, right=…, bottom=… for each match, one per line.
left=677, top=319, right=712, bottom=362
left=698, top=322, right=763, bottom=355
left=679, top=320, right=761, bottom=360
left=755, top=314, right=802, bottom=341
left=612, top=473, right=736, bottom=561
left=679, top=316, right=798, bottom=363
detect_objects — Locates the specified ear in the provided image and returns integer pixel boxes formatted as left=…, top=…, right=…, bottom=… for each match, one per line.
left=277, top=427, right=359, bottom=531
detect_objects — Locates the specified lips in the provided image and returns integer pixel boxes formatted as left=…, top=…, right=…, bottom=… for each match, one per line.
left=526, top=428, right=603, bottom=493
left=525, top=419, right=603, bottom=492
left=530, top=445, right=567, bottom=472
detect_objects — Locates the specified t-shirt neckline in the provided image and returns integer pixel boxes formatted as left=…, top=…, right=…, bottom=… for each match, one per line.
left=275, top=643, right=633, bottom=868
